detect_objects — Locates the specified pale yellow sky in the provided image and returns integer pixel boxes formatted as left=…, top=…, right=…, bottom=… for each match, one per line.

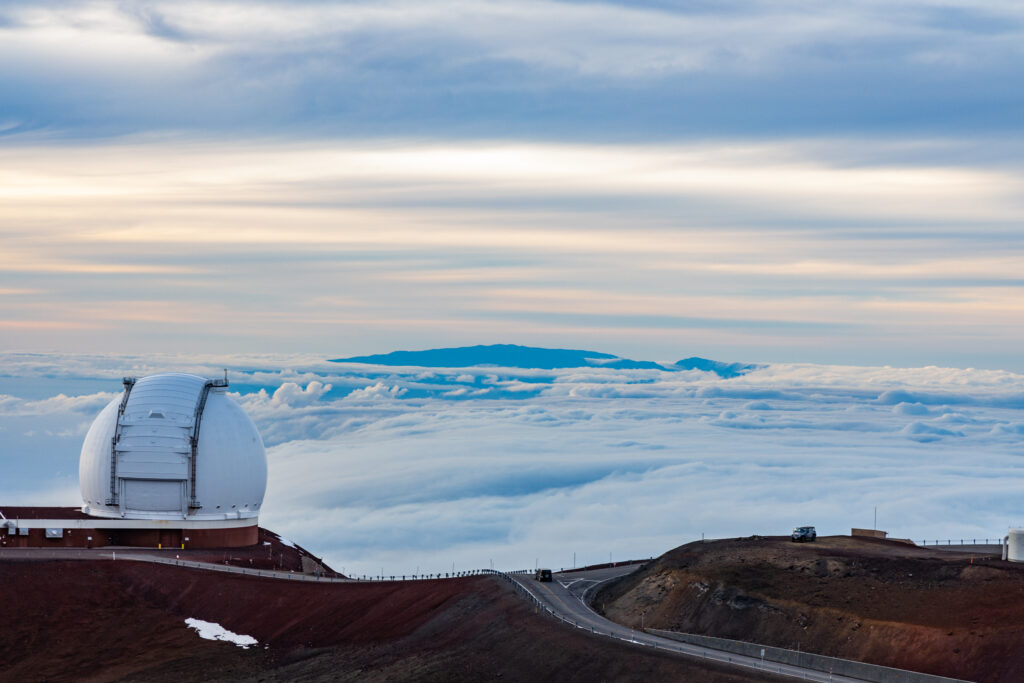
left=1, top=138, right=1022, bottom=368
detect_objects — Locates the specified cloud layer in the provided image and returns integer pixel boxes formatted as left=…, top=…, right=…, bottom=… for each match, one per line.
left=2, top=1, right=1023, bottom=137
left=2, top=4, right=1022, bottom=369
left=2, top=352, right=1023, bottom=576
left=2, top=138, right=1023, bottom=370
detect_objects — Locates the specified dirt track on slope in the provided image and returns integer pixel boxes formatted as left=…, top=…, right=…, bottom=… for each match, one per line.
left=0, top=559, right=780, bottom=682
left=595, top=535, right=1024, bottom=682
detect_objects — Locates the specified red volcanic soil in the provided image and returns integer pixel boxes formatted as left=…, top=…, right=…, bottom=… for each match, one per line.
left=595, top=535, right=1024, bottom=682
left=0, top=558, right=779, bottom=682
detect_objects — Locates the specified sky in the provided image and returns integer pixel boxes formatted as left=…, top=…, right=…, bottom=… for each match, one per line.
left=0, top=0, right=1022, bottom=368
left=2, top=2, right=1023, bottom=574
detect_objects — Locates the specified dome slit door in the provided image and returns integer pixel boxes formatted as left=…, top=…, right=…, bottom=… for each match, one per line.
left=106, top=377, right=136, bottom=507
left=188, top=377, right=229, bottom=511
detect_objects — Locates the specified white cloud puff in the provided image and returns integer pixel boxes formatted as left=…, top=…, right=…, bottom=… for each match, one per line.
left=270, top=380, right=333, bottom=406
left=346, top=382, right=408, bottom=401
left=893, top=402, right=931, bottom=416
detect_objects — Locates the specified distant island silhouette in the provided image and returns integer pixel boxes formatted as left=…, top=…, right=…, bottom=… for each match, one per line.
left=330, top=344, right=759, bottom=377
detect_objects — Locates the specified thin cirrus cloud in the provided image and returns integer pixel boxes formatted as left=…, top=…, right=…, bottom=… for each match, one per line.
left=1, top=1, right=1023, bottom=136
left=0, top=138, right=1022, bottom=368
left=2, top=352, right=1023, bottom=575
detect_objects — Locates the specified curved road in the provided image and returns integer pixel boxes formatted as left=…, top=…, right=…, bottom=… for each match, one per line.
left=503, top=565, right=875, bottom=683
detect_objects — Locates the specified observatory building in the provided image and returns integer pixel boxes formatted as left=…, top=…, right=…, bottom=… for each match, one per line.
left=1, top=373, right=268, bottom=549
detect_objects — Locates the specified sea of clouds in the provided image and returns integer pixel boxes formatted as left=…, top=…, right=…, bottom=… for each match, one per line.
left=2, top=351, right=1023, bottom=577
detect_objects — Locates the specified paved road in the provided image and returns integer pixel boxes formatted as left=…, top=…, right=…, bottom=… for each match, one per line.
left=505, top=566, right=872, bottom=682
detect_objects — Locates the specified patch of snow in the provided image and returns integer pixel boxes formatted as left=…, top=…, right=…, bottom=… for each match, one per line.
left=185, top=618, right=258, bottom=649
left=277, top=536, right=296, bottom=548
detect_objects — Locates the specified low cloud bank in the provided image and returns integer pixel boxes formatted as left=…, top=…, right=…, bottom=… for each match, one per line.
left=2, top=351, right=1023, bottom=576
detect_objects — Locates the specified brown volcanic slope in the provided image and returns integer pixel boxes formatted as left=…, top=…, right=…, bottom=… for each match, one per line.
left=593, top=535, right=1024, bottom=682
left=0, top=559, right=782, bottom=683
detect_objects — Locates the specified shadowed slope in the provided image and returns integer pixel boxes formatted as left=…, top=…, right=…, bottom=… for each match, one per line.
left=0, top=558, right=779, bottom=682
left=595, top=536, right=1024, bottom=682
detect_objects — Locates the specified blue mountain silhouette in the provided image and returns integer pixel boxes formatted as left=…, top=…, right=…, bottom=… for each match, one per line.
left=330, top=344, right=667, bottom=370
left=331, top=344, right=758, bottom=377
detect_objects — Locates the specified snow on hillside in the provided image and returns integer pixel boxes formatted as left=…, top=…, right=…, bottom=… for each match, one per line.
left=185, top=618, right=258, bottom=649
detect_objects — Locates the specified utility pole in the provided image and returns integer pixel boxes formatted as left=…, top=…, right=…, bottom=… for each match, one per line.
left=874, top=506, right=877, bottom=530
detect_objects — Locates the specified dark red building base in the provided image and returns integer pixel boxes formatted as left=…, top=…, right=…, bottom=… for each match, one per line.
left=0, top=507, right=258, bottom=549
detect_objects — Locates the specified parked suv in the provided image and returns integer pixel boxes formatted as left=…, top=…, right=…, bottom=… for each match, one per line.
left=791, top=526, right=817, bottom=542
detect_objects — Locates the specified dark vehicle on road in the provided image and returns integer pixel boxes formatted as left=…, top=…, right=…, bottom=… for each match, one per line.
left=791, top=526, right=817, bottom=542
left=535, top=568, right=553, bottom=582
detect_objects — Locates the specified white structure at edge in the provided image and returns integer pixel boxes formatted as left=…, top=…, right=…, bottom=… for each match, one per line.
left=1004, top=529, right=1024, bottom=562
left=79, top=373, right=267, bottom=521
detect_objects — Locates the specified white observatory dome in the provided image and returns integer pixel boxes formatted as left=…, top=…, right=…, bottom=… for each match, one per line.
left=79, top=373, right=267, bottom=521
